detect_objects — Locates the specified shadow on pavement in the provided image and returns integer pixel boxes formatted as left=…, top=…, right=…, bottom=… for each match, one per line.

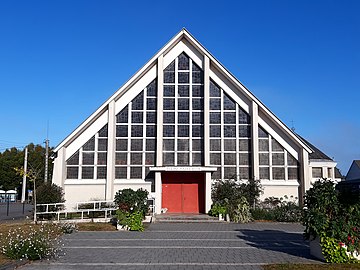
left=236, top=229, right=317, bottom=260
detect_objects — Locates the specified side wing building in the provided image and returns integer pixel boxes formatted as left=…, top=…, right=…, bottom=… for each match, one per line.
left=52, top=29, right=340, bottom=213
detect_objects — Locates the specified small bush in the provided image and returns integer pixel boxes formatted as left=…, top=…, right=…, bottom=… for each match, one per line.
left=116, top=210, right=144, bottom=231
left=114, top=188, right=149, bottom=217
left=208, top=203, right=227, bottom=217
left=0, top=224, right=62, bottom=260
left=273, top=201, right=302, bottom=222
left=230, top=196, right=252, bottom=223
left=250, top=208, right=276, bottom=221
left=61, top=222, right=78, bottom=234
left=36, top=183, right=65, bottom=205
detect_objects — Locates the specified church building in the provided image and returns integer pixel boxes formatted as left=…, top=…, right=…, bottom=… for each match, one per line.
left=52, top=29, right=340, bottom=213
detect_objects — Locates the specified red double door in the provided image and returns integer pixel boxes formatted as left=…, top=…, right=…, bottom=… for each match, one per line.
left=162, top=172, right=205, bottom=213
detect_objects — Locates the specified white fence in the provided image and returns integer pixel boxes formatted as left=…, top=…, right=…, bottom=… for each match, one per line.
left=35, top=198, right=155, bottom=222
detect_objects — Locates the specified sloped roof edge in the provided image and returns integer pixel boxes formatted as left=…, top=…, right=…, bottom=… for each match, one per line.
left=54, top=28, right=312, bottom=153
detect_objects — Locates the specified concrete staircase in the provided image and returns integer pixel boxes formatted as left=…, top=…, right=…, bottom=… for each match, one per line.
left=154, top=213, right=223, bottom=223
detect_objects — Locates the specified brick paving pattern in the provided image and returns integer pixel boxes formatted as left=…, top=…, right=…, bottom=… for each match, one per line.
left=17, top=222, right=320, bottom=270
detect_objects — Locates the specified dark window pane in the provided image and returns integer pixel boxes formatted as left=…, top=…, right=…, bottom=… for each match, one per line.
left=98, top=125, right=108, bottom=137
left=116, top=125, right=128, bottom=137
left=163, top=139, right=175, bottom=151
left=146, top=112, right=156, bottom=123
left=212, top=168, right=221, bottom=180
left=83, top=152, right=94, bottom=165
left=239, top=167, right=251, bottom=180
left=115, top=167, right=127, bottom=179
left=239, top=109, right=250, bottom=124
left=130, top=167, right=142, bottom=179
left=210, top=125, right=221, bottom=137
left=192, top=70, right=203, bottom=84
left=82, top=167, right=94, bottom=179
left=177, top=153, right=189, bottom=165
left=192, top=139, right=203, bottom=151
left=164, top=85, right=175, bottom=97
left=67, top=151, right=79, bottom=165
left=239, top=126, right=250, bottom=138
left=131, top=125, right=143, bottom=137
left=164, top=60, right=175, bottom=71
left=192, top=99, right=203, bottom=110
left=287, top=153, right=298, bottom=166
left=132, top=92, right=144, bottom=110
left=115, top=153, right=127, bottom=165
left=224, top=153, right=236, bottom=165
left=131, top=153, right=142, bottom=165
left=224, top=139, right=236, bottom=151
left=210, top=139, right=221, bottom=151
left=145, top=153, right=155, bottom=165
left=288, top=168, right=298, bottom=180
left=163, top=98, right=175, bottom=110
left=260, top=167, right=269, bottom=179
left=224, top=112, right=236, bottom=124
left=177, top=139, right=189, bottom=151
left=239, top=153, right=251, bottom=165
left=259, top=139, right=269, bottom=151
left=146, top=139, right=156, bottom=151
left=97, top=152, right=107, bottom=165
left=131, top=139, right=143, bottom=151
left=146, top=98, right=156, bottom=110
left=210, top=112, right=221, bottom=124
left=116, top=107, right=128, bottom=123
left=272, top=153, right=285, bottom=165
left=192, top=125, right=203, bottom=137
left=210, top=98, right=221, bottom=110
left=259, top=153, right=269, bottom=165
left=178, top=85, right=189, bottom=97
left=83, top=136, right=95, bottom=151
left=192, top=85, right=203, bottom=97
left=98, top=138, right=107, bottom=151
left=163, top=125, right=175, bottom=137
left=223, top=94, right=236, bottom=110
left=210, top=153, right=221, bottom=165
left=224, top=125, right=236, bottom=137
left=272, top=139, right=284, bottom=152
left=178, top=112, right=189, bottom=123
left=66, top=167, right=78, bottom=179
left=164, top=72, right=175, bottom=83
left=178, top=98, right=189, bottom=110
left=116, top=139, right=127, bottom=151
left=210, top=80, right=220, bottom=97
left=273, top=167, right=285, bottom=180
left=178, top=125, right=189, bottom=137
left=192, top=153, right=202, bottom=165
left=239, top=139, right=251, bottom=151
left=131, top=112, right=143, bottom=123
left=163, top=153, right=174, bottom=165
left=163, top=112, right=175, bottom=123
left=192, top=112, right=203, bottom=124
left=178, top=72, right=189, bottom=83
left=146, top=125, right=156, bottom=137
left=258, top=126, right=268, bottom=137
left=97, top=167, right=107, bottom=179
left=224, top=167, right=236, bottom=179
left=178, top=53, right=189, bottom=70
left=147, top=80, right=157, bottom=97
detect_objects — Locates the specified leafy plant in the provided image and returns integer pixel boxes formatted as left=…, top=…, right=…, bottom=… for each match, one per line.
left=208, top=203, right=227, bottom=217
left=230, top=196, right=252, bottom=223
left=116, top=209, right=144, bottom=231
left=273, top=200, right=302, bottom=222
left=114, top=188, right=149, bottom=217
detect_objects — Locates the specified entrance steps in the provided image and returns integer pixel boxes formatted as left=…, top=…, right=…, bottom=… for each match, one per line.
left=154, top=213, right=222, bottom=223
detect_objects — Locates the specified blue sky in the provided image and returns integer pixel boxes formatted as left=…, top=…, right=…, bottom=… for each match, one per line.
left=0, top=0, right=358, bottom=174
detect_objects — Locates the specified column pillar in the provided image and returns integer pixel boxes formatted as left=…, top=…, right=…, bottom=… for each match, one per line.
left=106, top=101, right=116, bottom=200
left=251, top=101, right=259, bottom=180
left=299, top=148, right=310, bottom=205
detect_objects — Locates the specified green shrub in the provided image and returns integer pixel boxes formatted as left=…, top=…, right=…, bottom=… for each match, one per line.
left=250, top=208, right=276, bottom=221
left=116, top=209, right=144, bottom=231
left=36, top=183, right=65, bottom=205
left=208, top=203, right=227, bottom=217
left=230, top=196, right=252, bottom=223
left=273, top=201, right=302, bottom=222
left=114, top=188, right=149, bottom=217
left=0, top=224, right=62, bottom=260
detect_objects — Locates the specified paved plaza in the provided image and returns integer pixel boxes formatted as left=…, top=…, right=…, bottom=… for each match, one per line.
left=0, top=202, right=33, bottom=222
left=15, top=222, right=320, bottom=270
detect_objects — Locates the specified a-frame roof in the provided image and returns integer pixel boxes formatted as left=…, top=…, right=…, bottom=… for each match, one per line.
left=54, top=28, right=312, bottom=153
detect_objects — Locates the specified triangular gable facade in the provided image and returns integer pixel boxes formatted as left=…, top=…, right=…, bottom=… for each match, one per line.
left=53, top=29, right=318, bottom=213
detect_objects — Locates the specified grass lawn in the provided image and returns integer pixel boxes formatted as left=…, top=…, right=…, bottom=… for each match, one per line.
left=264, top=264, right=360, bottom=270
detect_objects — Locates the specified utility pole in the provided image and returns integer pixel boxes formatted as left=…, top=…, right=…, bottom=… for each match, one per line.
left=21, top=146, right=28, bottom=203
left=44, top=138, right=49, bottom=183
